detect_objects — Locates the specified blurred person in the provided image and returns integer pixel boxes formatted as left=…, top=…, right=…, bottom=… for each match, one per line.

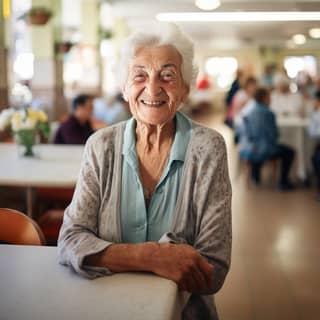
left=224, top=69, right=243, bottom=128
left=259, top=64, right=276, bottom=89
left=270, top=74, right=304, bottom=117
left=57, top=23, right=232, bottom=320
left=239, top=87, right=295, bottom=190
left=308, top=90, right=320, bottom=200
left=93, top=93, right=131, bottom=125
left=225, top=69, right=243, bottom=109
left=226, top=76, right=257, bottom=129
left=54, top=94, right=96, bottom=144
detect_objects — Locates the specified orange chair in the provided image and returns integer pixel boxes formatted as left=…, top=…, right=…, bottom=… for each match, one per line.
left=37, top=209, right=64, bottom=246
left=0, top=208, right=46, bottom=245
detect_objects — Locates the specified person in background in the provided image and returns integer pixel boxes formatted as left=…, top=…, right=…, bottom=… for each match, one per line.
left=54, top=94, right=99, bottom=145
left=270, top=74, right=304, bottom=117
left=259, top=64, right=276, bottom=90
left=224, top=69, right=243, bottom=127
left=308, top=90, right=320, bottom=200
left=226, top=76, right=257, bottom=131
left=57, top=23, right=231, bottom=319
left=93, top=93, right=131, bottom=126
left=225, top=69, right=243, bottom=109
left=239, top=87, right=295, bottom=190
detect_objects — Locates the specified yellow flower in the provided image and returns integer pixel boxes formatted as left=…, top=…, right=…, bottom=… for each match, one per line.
left=27, top=109, right=38, bottom=123
left=11, top=111, right=23, bottom=131
left=37, top=110, right=48, bottom=122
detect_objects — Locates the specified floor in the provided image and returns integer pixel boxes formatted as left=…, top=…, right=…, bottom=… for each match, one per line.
left=193, top=111, right=320, bottom=320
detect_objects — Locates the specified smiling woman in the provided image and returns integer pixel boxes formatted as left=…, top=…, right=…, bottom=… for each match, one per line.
left=58, top=23, right=232, bottom=320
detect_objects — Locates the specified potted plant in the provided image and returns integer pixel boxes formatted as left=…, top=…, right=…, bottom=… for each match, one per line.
left=0, top=108, right=50, bottom=157
left=20, top=7, right=53, bottom=26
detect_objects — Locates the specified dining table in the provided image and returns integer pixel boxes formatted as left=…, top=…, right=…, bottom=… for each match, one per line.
left=0, top=245, right=185, bottom=320
left=276, top=116, right=312, bottom=181
left=0, top=143, right=84, bottom=218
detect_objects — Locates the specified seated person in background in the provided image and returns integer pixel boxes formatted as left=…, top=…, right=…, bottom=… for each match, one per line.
left=93, top=93, right=131, bottom=126
left=57, top=23, right=231, bottom=319
left=270, top=74, right=304, bottom=117
left=226, top=77, right=257, bottom=128
left=54, top=94, right=103, bottom=145
left=239, top=87, right=295, bottom=190
left=308, top=90, right=320, bottom=200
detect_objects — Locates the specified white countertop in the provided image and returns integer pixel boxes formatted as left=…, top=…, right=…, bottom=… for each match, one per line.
left=0, top=245, right=182, bottom=320
left=0, top=143, right=84, bottom=187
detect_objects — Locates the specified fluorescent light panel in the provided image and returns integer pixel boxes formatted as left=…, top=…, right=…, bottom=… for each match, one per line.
left=156, top=12, right=320, bottom=22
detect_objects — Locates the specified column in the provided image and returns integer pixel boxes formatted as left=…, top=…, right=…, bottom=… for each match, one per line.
left=0, top=0, right=10, bottom=110
left=30, top=0, right=67, bottom=120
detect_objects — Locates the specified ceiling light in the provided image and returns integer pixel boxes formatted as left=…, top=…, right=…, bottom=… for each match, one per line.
left=195, top=0, right=221, bottom=11
left=156, top=11, right=320, bottom=22
left=292, top=34, right=306, bottom=45
left=309, top=28, right=320, bottom=38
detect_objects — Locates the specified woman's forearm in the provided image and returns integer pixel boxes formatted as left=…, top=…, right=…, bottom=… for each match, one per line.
left=84, top=242, right=215, bottom=293
left=84, top=242, right=159, bottom=272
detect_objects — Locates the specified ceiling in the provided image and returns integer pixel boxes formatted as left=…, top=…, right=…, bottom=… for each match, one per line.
left=108, top=0, right=320, bottom=49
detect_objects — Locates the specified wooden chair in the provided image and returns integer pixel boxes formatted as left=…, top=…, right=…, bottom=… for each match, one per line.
left=0, top=208, right=46, bottom=245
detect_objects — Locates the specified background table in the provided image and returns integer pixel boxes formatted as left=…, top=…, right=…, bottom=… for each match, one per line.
left=276, top=117, right=312, bottom=181
left=0, top=143, right=84, bottom=217
left=0, top=245, right=183, bottom=320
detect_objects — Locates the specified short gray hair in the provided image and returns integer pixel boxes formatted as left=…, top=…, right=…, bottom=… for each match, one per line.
left=119, top=22, right=198, bottom=89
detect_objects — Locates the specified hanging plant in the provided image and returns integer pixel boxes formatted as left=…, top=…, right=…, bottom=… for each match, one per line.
left=100, top=29, right=113, bottom=40
left=19, top=7, right=53, bottom=26
left=54, top=41, right=74, bottom=54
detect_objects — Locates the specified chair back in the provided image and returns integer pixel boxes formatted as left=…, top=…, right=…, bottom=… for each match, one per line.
left=0, top=208, right=46, bottom=245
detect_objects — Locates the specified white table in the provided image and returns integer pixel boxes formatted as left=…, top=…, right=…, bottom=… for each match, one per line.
left=0, top=143, right=84, bottom=217
left=0, top=245, right=183, bottom=320
left=276, top=117, right=311, bottom=180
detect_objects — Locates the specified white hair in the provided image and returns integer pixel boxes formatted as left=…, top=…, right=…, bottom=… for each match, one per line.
left=119, top=22, right=198, bottom=90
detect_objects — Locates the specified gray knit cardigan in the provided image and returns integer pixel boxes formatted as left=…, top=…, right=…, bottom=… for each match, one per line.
left=57, top=117, right=232, bottom=320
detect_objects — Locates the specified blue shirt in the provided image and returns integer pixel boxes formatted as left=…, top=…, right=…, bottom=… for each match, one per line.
left=239, top=102, right=279, bottom=162
left=120, top=112, right=191, bottom=243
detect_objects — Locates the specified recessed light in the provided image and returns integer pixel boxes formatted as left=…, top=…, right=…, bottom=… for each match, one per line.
left=292, top=34, right=306, bottom=45
left=156, top=11, right=320, bottom=22
left=309, top=28, right=320, bottom=38
left=195, top=0, right=221, bottom=11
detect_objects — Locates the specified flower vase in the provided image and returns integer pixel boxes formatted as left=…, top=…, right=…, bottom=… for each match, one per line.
left=14, top=129, right=37, bottom=157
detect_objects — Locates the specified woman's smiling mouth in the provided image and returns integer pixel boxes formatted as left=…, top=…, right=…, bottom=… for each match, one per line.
left=141, top=99, right=166, bottom=107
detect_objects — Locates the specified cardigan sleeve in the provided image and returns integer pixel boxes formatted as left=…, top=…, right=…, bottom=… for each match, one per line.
left=192, top=132, right=232, bottom=295
left=57, top=134, right=114, bottom=278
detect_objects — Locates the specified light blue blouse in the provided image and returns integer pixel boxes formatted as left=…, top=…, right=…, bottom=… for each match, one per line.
left=120, top=112, right=191, bottom=243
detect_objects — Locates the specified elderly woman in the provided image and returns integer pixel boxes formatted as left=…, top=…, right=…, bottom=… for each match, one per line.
left=58, top=23, right=231, bottom=320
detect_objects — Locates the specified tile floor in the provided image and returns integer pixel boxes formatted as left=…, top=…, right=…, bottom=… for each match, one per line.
left=193, top=111, right=320, bottom=320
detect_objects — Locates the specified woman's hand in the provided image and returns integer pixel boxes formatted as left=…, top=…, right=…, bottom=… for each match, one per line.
left=151, top=243, right=215, bottom=294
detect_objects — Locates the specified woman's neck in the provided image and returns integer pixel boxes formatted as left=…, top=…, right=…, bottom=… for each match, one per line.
left=135, top=119, right=175, bottom=152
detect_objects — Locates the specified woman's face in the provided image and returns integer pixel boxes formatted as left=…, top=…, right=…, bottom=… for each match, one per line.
left=123, top=45, right=189, bottom=126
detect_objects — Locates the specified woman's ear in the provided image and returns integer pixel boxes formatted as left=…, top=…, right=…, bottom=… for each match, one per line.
left=122, top=87, right=128, bottom=102
left=182, top=85, right=190, bottom=103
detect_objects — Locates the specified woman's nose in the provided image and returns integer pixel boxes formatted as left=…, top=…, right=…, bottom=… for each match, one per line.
left=145, top=77, right=162, bottom=96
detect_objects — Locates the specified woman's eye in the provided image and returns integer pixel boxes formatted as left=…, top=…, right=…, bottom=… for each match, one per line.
left=161, top=72, right=175, bottom=80
left=133, top=74, right=145, bottom=81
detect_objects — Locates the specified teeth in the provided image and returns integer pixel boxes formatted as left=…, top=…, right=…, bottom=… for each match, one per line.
left=142, top=100, right=164, bottom=105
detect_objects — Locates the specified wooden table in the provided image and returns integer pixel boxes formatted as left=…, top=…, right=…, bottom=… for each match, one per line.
left=0, top=143, right=84, bottom=217
left=0, top=245, right=183, bottom=320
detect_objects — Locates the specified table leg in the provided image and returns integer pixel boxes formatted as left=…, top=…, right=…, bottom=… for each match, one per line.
left=26, top=187, right=33, bottom=218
